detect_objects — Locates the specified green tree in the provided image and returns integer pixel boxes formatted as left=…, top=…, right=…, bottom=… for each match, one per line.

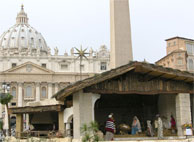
left=0, top=92, right=13, bottom=136
left=81, top=121, right=101, bottom=142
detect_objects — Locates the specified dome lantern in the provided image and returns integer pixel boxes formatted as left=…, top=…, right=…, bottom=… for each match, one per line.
left=16, top=4, right=29, bottom=25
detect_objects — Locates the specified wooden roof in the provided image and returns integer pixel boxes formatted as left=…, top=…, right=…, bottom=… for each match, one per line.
left=54, top=61, right=194, bottom=101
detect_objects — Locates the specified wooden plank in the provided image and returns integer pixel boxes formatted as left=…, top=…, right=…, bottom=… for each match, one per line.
left=10, top=105, right=64, bottom=114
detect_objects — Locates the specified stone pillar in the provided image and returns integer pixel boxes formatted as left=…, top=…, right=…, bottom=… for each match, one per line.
left=18, top=83, right=23, bottom=107
left=66, top=122, right=71, bottom=136
left=48, top=83, right=53, bottom=98
left=55, top=83, right=59, bottom=94
left=26, top=114, right=29, bottom=130
left=3, top=105, right=8, bottom=131
left=35, top=82, right=40, bottom=101
left=192, top=95, right=194, bottom=127
left=176, top=93, right=192, bottom=136
left=0, top=82, right=2, bottom=118
left=110, top=0, right=133, bottom=69
left=73, top=91, right=100, bottom=139
left=58, top=111, right=64, bottom=135
left=16, top=114, right=23, bottom=138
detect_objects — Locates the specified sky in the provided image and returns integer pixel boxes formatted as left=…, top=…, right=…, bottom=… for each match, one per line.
left=0, top=0, right=194, bottom=63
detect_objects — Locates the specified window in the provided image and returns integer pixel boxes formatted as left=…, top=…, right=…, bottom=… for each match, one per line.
left=41, top=64, right=46, bottom=68
left=189, top=59, right=194, bottom=70
left=12, top=63, right=17, bottom=68
left=80, top=65, right=84, bottom=71
left=61, top=64, right=68, bottom=70
left=174, top=41, right=176, bottom=46
left=101, top=62, right=107, bottom=70
left=177, top=59, right=183, bottom=65
left=11, top=87, right=16, bottom=98
left=25, top=86, right=32, bottom=98
left=41, top=87, right=47, bottom=98
left=11, top=103, right=16, bottom=106
left=168, top=43, right=171, bottom=47
left=186, top=43, right=192, bottom=55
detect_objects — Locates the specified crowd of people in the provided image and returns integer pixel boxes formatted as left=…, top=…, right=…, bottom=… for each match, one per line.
left=104, top=113, right=176, bottom=141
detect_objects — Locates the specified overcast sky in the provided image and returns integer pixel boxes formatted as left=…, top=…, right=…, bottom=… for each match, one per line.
left=0, top=0, right=194, bottom=63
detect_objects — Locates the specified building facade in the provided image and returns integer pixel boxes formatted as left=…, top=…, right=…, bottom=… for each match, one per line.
left=156, top=37, right=194, bottom=73
left=0, top=5, right=110, bottom=117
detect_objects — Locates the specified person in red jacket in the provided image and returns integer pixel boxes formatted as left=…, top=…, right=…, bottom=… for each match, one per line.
left=105, top=113, right=116, bottom=141
left=170, top=115, right=176, bottom=134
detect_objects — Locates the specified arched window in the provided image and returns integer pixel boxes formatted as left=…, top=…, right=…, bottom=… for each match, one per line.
left=25, top=86, right=32, bottom=98
left=189, top=59, right=194, bottom=70
left=41, top=87, right=47, bottom=98
left=11, top=87, right=16, bottom=98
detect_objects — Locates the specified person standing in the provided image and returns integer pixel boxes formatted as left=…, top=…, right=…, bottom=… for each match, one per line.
left=170, top=115, right=176, bottom=134
left=157, top=115, right=163, bottom=139
left=105, top=113, right=116, bottom=141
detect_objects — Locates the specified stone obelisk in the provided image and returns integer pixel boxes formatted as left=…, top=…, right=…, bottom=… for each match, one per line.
left=110, top=0, right=133, bottom=69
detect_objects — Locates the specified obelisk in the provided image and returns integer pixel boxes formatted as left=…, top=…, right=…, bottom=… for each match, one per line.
left=110, top=0, right=133, bottom=69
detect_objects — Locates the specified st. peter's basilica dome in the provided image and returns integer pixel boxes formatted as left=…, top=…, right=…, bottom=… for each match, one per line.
left=0, top=5, right=50, bottom=56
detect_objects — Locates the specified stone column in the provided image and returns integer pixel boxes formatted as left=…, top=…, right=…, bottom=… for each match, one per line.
left=18, top=83, right=23, bottom=107
left=66, top=122, right=71, bottom=136
left=176, top=93, right=192, bottom=136
left=0, top=82, right=2, bottom=118
left=58, top=111, right=64, bottom=135
left=73, top=91, right=100, bottom=139
left=16, top=114, right=23, bottom=138
left=35, top=82, right=40, bottom=101
left=26, top=114, right=29, bottom=130
left=48, top=83, right=53, bottom=98
left=192, top=95, right=194, bottom=127
left=55, top=83, right=59, bottom=94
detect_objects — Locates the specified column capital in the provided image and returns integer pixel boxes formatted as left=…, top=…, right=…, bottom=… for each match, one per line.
left=18, top=82, right=24, bottom=86
left=35, top=82, right=41, bottom=86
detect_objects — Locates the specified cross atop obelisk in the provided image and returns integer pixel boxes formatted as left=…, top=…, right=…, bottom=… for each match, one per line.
left=110, top=0, right=133, bottom=69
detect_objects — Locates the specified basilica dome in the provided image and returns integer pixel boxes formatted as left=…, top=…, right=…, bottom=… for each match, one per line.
left=0, top=5, right=50, bottom=56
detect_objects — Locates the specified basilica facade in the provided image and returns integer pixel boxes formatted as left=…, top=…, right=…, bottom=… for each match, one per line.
left=0, top=5, right=110, bottom=117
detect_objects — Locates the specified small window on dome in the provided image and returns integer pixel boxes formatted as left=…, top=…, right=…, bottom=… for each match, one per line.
left=31, top=37, right=34, bottom=42
left=21, top=37, right=25, bottom=40
left=8, top=30, right=10, bottom=32
left=14, top=29, right=17, bottom=32
left=29, top=29, right=32, bottom=32
left=4, top=38, right=6, bottom=40
left=39, top=39, right=41, bottom=43
left=35, top=31, right=38, bottom=34
left=21, top=29, right=24, bottom=32
left=12, top=37, right=15, bottom=39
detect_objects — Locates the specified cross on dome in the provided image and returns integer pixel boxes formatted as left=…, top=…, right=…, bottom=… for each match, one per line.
left=16, top=4, right=29, bottom=24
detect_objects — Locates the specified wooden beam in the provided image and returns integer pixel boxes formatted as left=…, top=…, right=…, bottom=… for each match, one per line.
left=10, top=105, right=64, bottom=114
left=164, top=76, right=178, bottom=82
left=84, top=88, right=193, bottom=95
left=148, top=73, right=166, bottom=81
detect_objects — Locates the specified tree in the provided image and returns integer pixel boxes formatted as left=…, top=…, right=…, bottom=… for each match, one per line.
left=0, top=92, right=13, bottom=136
left=81, top=121, right=101, bottom=142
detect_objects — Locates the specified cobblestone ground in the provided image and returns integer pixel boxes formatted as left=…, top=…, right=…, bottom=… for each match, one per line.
left=3, top=137, right=194, bottom=142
